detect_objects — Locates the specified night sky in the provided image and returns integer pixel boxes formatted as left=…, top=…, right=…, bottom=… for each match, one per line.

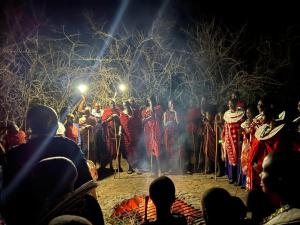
left=1, top=0, right=299, bottom=36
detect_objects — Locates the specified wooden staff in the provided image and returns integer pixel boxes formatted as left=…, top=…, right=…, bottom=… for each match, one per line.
left=204, top=123, right=209, bottom=174
left=192, top=124, right=196, bottom=172
left=116, top=125, right=122, bottom=179
left=214, top=120, right=218, bottom=181
left=113, top=119, right=120, bottom=179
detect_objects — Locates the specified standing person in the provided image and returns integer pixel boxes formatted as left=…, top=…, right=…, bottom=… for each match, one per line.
left=240, top=106, right=256, bottom=189
left=119, top=100, right=140, bottom=174
left=128, top=97, right=143, bottom=167
left=1, top=104, right=92, bottom=225
left=184, top=100, right=203, bottom=174
left=248, top=108, right=285, bottom=190
left=91, top=102, right=103, bottom=119
left=65, top=113, right=81, bottom=147
left=163, top=99, right=179, bottom=173
left=222, top=99, right=244, bottom=185
left=79, top=107, right=98, bottom=162
left=101, top=100, right=122, bottom=171
left=202, top=107, right=217, bottom=174
left=214, top=107, right=226, bottom=177
left=142, top=96, right=163, bottom=176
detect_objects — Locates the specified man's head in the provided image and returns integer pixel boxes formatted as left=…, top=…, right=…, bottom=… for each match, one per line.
left=26, top=105, right=58, bottom=136
left=149, top=176, right=175, bottom=211
left=260, top=150, right=300, bottom=207
left=228, top=99, right=237, bottom=111
left=231, top=91, right=240, bottom=100
left=66, top=114, right=75, bottom=124
left=31, top=156, right=78, bottom=201
left=84, top=107, right=91, bottom=116
left=201, top=188, right=232, bottom=225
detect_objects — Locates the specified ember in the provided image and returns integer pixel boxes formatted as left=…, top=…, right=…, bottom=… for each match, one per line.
left=111, top=195, right=205, bottom=225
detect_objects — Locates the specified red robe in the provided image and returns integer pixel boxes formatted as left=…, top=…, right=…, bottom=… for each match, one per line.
left=102, top=108, right=121, bottom=159
left=248, top=135, right=280, bottom=190
left=164, top=111, right=178, bottom=155
left=222, top=120, right=242, bottom=166
left=120, top=111, right=141, bottom=163
left=241, top=119, right=256, bottom=175
left=4, top=131, right=26, bottom=150
left=185, top=107, right=202, bottom=135
left=65, top=123, right=80, bottom=144
left=203, top=120, right=216, bottom=161
left=142, top=105, right=163, bottom=157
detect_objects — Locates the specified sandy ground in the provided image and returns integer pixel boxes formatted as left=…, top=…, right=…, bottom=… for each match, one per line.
left=95, top=161, right=248, bottom=225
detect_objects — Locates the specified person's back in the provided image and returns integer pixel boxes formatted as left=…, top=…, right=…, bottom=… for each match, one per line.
left=0, top=104, right=92, bottom=225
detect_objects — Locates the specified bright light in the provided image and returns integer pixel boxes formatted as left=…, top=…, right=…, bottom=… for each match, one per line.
left=78, top=84, right=88, bottom=93
left=119, top=83, right=127, bottom=92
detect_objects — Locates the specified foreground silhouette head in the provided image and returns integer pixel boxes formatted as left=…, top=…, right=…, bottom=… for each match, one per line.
left=27, top=104, right=58, bottom=135
left=149, top=176, right=175, bottom=211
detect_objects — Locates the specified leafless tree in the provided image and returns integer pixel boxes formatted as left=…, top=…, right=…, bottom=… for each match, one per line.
left=0, top=17, right=288, bottom=128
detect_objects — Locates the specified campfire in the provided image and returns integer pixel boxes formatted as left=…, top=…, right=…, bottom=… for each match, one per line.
left=111, top=195, right=204, bottom=225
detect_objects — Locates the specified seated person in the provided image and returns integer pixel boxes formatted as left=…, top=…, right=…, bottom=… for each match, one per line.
left=143, top=176, right=187, bottom=225
left=260, top=150, right=300, bottom=225
left=201, top=187, right=232, bottom=225
left=1, top=105, right=92, bottom=225
left=201, top=187, right=247, bottom=225
left=30, top=157, right=104, bottom=225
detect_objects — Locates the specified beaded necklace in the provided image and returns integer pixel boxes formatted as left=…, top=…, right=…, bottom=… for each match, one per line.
left=263, top=204, right=291, bottom=224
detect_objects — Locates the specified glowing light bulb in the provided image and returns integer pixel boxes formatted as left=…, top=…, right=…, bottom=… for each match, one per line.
left=78, top=84, right=88, bottom=93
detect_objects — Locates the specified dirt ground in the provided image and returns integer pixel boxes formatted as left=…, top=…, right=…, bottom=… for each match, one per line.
left=95, top=160, right=248, bottom=225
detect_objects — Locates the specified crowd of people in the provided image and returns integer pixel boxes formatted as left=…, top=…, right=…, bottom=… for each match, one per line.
left=0, top=91, right=299, bottom=225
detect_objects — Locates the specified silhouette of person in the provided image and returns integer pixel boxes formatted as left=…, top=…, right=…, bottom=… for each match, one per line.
left=1, top=104, right=92, bottom=225
left=31, top=157, right=104, bottom=225
left=201, top=187, right=247, bottom=225
left=201, top=187, right=232, bottom=225
left=143, top=176, right=187, bottom=225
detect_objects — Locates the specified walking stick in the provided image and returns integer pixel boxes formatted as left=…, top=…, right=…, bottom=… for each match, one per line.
left=113, top=119, right=120, bottom=179
left=214, top=120, right=218, bottom=181
left=116, top=126, right=122, bottom=179
left=192, top=124, right=196, bottom=172
left=204, top=124, right=209, bottom=174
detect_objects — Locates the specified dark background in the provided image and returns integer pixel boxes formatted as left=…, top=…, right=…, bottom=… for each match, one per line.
left=1, top=0, right=299, bottom=114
